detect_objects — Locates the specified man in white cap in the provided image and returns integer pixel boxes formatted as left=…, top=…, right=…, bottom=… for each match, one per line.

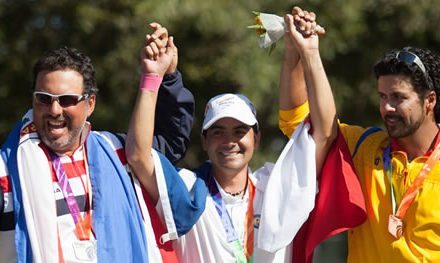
left=125, top=24, right=319, bottom=263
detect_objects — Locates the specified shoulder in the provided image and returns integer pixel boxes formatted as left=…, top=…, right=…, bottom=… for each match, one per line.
left=91, top=131, right=126, bottom=150
left=90, top=131, right=127, bottom=164
left=339, top=123, right=388, bottom=155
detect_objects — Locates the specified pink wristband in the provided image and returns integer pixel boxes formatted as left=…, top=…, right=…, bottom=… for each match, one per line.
left=139, top=73, right=163, bottom=92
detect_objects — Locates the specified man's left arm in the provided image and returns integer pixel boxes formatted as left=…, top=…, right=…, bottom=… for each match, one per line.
left=153, top=70, right=194, bottom=163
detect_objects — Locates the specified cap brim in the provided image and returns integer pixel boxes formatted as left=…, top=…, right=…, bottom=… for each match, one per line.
left=202, top=110, right=257, bottom=131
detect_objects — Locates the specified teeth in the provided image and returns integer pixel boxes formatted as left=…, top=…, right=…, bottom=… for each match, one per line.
left=48, top=120, right=65, bottom=127
left=49, top=122, right=63, bottom=126
left=385, top=116, right=400, bottom=123
left=221, top=151, right=239, bottom=156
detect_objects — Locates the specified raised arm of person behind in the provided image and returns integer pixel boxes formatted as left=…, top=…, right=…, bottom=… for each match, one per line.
left=126, top=24, right=175, bottom=202
left=152, top=23, right=194, bottom=164
left=126, top=25, right=208, bottom=260
left=282, top=7, right=338, bottom=174
left=278, top=7, right=369, bottom=263
left=278, top=7, right=322, bottom=146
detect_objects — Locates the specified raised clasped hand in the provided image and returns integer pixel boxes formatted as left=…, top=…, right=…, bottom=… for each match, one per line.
left=284, top=6, right=324, bottom=55
left=141, top=22, right=176, bottom=77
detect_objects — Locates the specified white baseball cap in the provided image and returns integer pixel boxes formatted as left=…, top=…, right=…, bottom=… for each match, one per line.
left=202, top=93, right=258, bottom=131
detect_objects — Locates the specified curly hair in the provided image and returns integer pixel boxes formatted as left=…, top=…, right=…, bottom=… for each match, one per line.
left=32, top=47, right=98, bottom=95
left=373, top=46, right=440, bottom=122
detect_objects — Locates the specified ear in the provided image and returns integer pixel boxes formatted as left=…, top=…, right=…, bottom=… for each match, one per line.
left=86, top=94, right=96, bottom=117
left=425, top=90, right=437, bottom=112
left=254, top=130, right=261, bottom=149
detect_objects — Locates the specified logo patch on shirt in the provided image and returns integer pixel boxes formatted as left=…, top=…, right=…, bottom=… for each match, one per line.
left=254, top=214, right=261, bottom=229
left=20, top=123, right=37, bottom=138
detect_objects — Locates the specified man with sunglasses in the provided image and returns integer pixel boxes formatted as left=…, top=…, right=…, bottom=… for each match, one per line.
left=0, top=24, right=194, bottom=262
left=279, top=6, right=440, bottom=262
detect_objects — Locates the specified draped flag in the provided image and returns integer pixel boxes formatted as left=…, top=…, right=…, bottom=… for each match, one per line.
left=292, top=130, right=367, bottom=263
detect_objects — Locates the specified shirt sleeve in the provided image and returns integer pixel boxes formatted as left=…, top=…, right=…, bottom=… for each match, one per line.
left=278, top=101, right=310, bottom=138
left=0, top=176, right=3, bottom=214
left=0, top=159, right=14, bottom=231
left=153, top=70, right=195, bottom=163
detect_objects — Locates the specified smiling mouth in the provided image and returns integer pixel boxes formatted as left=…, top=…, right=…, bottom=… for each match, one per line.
left=48, top=120, right=65, bottom=127
left=46, top=119, right=67, bottom=135
left=384, top=115, right=402, bottom=124
left=220, top=150, right=241, bottom=157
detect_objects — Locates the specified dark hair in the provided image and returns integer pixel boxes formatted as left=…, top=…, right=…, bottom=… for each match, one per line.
left=32, top=47, right=98, bottom=95
left=373, top=46, right=440, bottom=122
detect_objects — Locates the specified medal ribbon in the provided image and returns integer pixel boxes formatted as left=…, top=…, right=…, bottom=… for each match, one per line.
left=208, top=176, right=255, bottom=262
left=50, top=151, right=92, bottom=241
left=383, top=141, right=440, bottom=219
left=243, top=180, right=255, bottom=262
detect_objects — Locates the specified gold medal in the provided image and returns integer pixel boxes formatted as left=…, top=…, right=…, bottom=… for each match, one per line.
left=388, top=214, right=403, bottom=239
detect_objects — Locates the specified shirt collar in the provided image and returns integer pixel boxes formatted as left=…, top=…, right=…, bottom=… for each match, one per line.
left=390, top=129, right=440, bottom=157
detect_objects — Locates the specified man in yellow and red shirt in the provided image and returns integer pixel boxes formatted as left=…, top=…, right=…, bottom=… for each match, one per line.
left=281, top=6, right=440, bottom=262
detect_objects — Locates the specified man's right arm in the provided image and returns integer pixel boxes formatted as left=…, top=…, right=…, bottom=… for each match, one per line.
left=278, top=34, right=309, bottom=138
left=282, top=7, right=338, bottom=174
left=126, top=23, right=175, bottom=203
left=279, top=33, right=307, bottom=112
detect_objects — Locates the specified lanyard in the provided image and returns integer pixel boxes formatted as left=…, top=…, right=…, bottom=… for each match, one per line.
left=383, top=145, right=397, bottom=214
left=208, top=175, right=255, bottom=262
left=50, top=151, right=92, bottom=241
left=383, top=141, right=440, bottom=239
left=384, top=142, right=440, bottom=218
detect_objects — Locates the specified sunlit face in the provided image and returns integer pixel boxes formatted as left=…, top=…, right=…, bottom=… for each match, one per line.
left=378, top=75, right=427, bottom=138
left=33, top=70, right=95, bottom=155
left=202, top=117, right=260, bottom=176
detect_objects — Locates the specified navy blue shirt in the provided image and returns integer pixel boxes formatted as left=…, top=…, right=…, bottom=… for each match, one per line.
left=154, top=70, right=194, bottom=163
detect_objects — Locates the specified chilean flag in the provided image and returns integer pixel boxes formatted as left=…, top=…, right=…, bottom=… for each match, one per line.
left=292, top=129, right=367, bottom=262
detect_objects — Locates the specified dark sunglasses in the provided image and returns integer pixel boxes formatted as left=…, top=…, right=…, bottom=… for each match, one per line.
left=395, top=50, right=433, bottom=89
left=33, top=91, right=90, bottom=107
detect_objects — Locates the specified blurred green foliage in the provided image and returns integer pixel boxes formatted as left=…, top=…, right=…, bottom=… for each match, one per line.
left=1, top=0, right=440, bottom=171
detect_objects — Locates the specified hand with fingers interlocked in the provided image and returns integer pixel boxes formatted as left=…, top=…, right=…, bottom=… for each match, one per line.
left=141, top=22, right=176, bottom=77
left=284, top=6, right=324, bottom=56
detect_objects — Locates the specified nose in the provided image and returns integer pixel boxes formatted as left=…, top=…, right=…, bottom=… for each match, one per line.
left=218, top=132, right=233, bottom=145
left=48, top=100, right=63, bottom=115
left=384, top=101, right=396, bottom=112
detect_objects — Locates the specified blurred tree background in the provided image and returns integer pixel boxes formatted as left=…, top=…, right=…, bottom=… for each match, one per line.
left=2, top=0, right=440, bottom=169
left=1, top=0, right=440, bottom=261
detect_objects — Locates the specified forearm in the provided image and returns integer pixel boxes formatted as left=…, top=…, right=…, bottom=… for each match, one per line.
left=301, top=49, right=338, bottom=172
left=279, top=48, right=308, bottom=111
left=126, top=90, right=159, bottom=201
